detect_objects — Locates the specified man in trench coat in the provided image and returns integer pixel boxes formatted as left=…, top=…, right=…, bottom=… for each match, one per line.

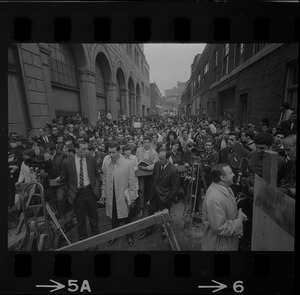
left=101, top=141, right=137, bottom=247
left=201, top=163, right=247, bottom=251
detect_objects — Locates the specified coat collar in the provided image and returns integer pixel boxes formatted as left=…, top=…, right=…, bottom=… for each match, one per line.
left=109, top=155, right=122, bottom=166
left=211, top=182, right=234, bottom=197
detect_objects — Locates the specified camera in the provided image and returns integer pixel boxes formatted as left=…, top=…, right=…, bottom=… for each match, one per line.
left=191, top=147, right=206, bottom=162
left=24, top=157, right=52, bottom=173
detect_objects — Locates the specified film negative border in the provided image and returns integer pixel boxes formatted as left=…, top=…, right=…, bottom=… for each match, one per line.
left=1, top=252, right=295, bottom=294
left=0, top=1, right=298, bottom=294
left=0, top=1, right=298, bottom=43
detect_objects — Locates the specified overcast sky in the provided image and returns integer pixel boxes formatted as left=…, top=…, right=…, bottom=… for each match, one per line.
left=144, top=43, right=206, bottom=95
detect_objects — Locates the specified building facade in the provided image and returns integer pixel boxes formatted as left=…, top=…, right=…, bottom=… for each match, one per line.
left=8, top=43, right=150, bottom=135
left=150, top=82, right=163, bottom=115
left=164, top=81, right=187, bottom=115
left=180, top=43, right=298, bottom=127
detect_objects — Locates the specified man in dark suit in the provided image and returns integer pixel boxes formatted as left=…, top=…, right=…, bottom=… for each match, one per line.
left=46, top=143, right=68, bottom=219
left=37, top=128, right=51, bottom=147
left=281, top=111, right=297, bottom=136
left=60, top=140, right=100, bottom=241
left=138, top=150, right=180, bottom=240
left=48, top=126, right=60, bottom=144
left=219, top=132, right=249, bottom=164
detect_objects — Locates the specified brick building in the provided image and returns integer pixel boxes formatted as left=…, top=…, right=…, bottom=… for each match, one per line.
left=150, top=82, right=163, bottom=115
left=179, top=43, right=298, bottom=127
left=8, top=43, right=150, bottom=135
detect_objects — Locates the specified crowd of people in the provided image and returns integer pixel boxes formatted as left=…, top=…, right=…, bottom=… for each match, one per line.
left=8, top=101, right=297, bottom=250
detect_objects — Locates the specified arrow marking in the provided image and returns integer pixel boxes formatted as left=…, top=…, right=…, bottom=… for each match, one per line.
left=36, top=279, right=65, bottom=293
left=198, top=280, right=227, bottom=293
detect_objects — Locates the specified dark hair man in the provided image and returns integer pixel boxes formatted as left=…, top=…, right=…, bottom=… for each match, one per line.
left=138, top=150, right=180, bottom=240
left=241, top=131, right=256, bottom=152
left=135, top=136, right=158, bottom=217
left=278, top=102, right=293, bottom=125
left=202, top=163, right=247, bottom=251
left=219, top=132, right=249, bottom=164
left=246, top=133, right=285, bottom=186
left=281, top=111, right=297, bottom=136
left=60, top=140, right=100, bottom=241
left=101, top=141, right=136, bottom=247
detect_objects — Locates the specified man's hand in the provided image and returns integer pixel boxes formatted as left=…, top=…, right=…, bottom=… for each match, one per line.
left=238, top=208, right=247, bottom=222
left=99, top=196, right=106, bottom=204
left=9, top=165, right=19, bottom=170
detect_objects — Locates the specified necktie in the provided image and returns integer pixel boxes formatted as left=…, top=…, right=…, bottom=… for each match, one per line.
left=159, top=165, right=164, bottom=178
left=80, top=159, right=84, bottom=187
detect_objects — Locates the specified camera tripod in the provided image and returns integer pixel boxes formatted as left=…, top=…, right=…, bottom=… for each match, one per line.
left=182, top=158, right=208, bottom=228
left=16, top=172, right=71, bottom=251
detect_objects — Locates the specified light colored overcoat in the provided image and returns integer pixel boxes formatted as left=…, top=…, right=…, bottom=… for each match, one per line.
left=102, top=155, right=136, bottom=219
left=201, top=183, right=243, bottom=251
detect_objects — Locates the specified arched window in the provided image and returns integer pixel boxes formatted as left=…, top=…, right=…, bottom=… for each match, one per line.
left=95, top=63, right=106, bottom=96
left=95, top=62, right=107, bottom=114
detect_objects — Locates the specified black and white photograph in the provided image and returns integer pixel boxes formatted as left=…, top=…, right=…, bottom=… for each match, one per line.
left=7, top=43, right=296, bottom=252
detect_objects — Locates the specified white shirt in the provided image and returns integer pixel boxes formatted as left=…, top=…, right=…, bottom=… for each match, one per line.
left=74, top=155, right=90, bottom=188
left=143, top=149, right=150, bottom=161
left=161, top=162, right=169, bottom=170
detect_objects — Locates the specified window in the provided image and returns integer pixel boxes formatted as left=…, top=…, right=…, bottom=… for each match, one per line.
left=253, top=43, right=267, bottom=55
left=116, top=78, right=120, bottom=101
left=145, top=68, right=149, bottom=80
left=235, top=43, right=244, bottom=68
left=141, top=82, right=145, bottom=95
left=95, top=63, right=106, bottom=96
left=49, top=44, right=78, bottom=89
left=223, top=43, right=229, bottom=76
left=214, top=50, right=218, bottom=67
left=197, top=73, right=201, bottom=88
left=134, top=48, right=138, bottom=64
left=193, top=80, right=196, bottom=92
left=285, top=60, right=298, bottom=110
left=204, top=62, right=209, bottom=75
left=213, top=50, right=218, bottom=82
